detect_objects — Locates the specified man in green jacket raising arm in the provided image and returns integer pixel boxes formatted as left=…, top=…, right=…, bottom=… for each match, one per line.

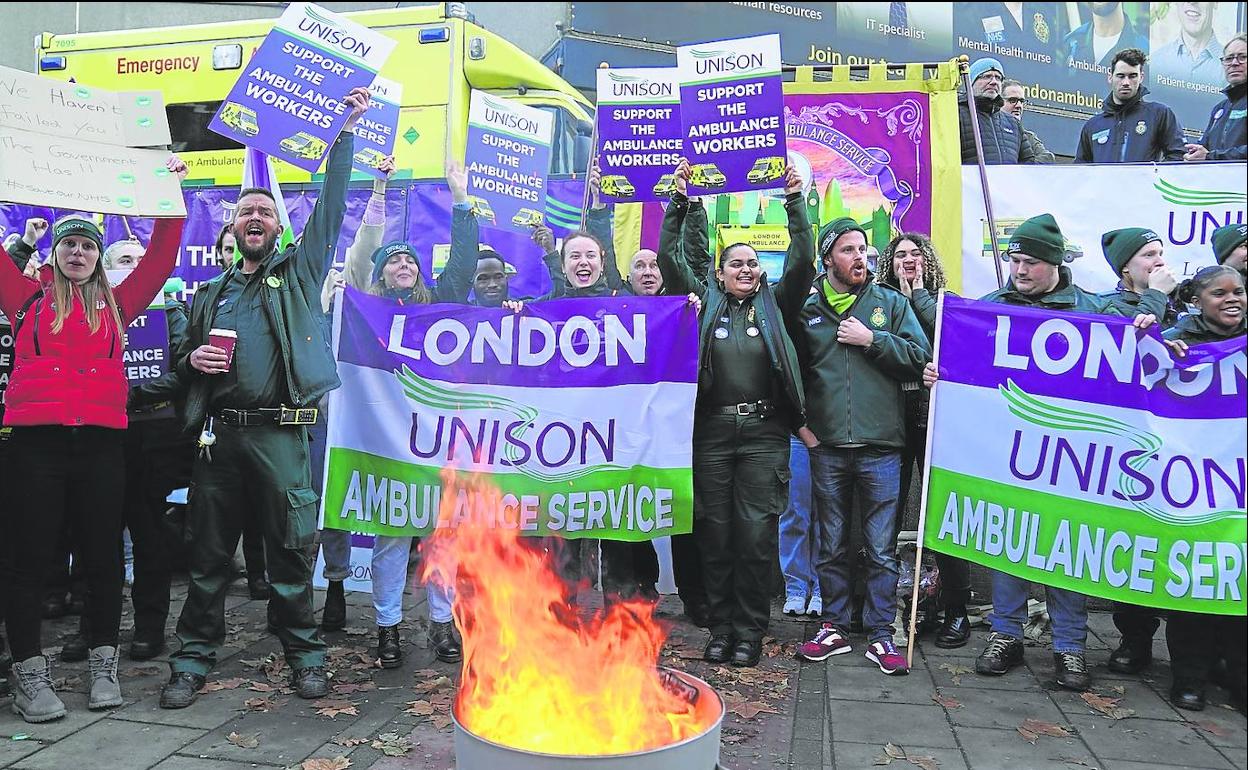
left=160, top=88, right=370, bottom=709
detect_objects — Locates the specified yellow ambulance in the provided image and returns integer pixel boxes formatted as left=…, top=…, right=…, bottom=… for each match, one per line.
left=35, top=3, right=594, bottom=186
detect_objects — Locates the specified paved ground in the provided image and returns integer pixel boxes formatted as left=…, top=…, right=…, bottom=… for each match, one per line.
left=2, top=575, right=1244, bottom=770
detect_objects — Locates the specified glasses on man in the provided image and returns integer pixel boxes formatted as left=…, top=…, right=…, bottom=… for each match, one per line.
left=1222, top=53, right=1248, bottom=65
left=1004, top=96, right=1027, bottom=105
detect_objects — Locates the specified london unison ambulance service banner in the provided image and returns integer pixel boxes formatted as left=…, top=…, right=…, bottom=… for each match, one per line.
left=923, top=296, right=1247, bottom=616
left=595, top=67, right=682, bottom=204
left=677, top=33, right=786, bottom=196
left=323, top=287, right=697, bottom=541
left=208, top=2, right=396, bottom=172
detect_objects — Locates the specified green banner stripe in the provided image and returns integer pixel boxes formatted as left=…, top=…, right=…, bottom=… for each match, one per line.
left=598, top=99, right=682, bottom=106
left=545, top=197, right=584, bottom=215
left=924, top=467, right=1246, bottom=616
left=323, top=446, right=692, bottom=541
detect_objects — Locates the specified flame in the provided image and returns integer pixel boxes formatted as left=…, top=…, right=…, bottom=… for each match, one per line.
left=420, top=470, right=719, bottom=755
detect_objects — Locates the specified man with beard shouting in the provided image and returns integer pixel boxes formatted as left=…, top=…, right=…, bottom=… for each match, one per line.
left=159, top=87, right=370, bottom=709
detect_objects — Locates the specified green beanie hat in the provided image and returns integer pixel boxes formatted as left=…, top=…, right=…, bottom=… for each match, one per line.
left=818, top=217, right=867, bottom=258
left=1211, top=223, right=1247, bottom=265
left=52, top=217, right=104, bottom=254
left=1006, top=213, right=1065, bottom=266
left=1101, top=227, right=1161, bottom=276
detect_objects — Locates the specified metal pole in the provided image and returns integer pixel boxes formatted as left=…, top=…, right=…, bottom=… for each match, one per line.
left=579, top=63, right=606, bottom=229
left=960, top=55, right=1005, bottom=289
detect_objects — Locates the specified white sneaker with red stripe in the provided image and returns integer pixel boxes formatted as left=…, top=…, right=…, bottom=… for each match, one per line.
left=865, top=639, right=909, bottom=675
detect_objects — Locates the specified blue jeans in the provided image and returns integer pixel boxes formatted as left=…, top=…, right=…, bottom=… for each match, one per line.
left=779, top=437, right=819, bottom=601
left=989, top=572, right=1088, bottom=653
left=372, top=535, right=412, bottom=628
left=319, top=529, right=352, bottom=582
left=810, top=446, right=901, bottom=642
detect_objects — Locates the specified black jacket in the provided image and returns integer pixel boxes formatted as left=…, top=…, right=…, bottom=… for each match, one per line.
left=658, top=191, right=810, bottom=431
left=1164, top=313, right=1247, bottom=344
left=1075, top=88, right=1185, bottom=163
left=1199, top=82, right=1247, bottom=161
left=959, top=94, right=1036, bottom=165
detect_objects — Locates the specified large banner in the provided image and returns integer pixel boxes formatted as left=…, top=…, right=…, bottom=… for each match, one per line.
left=322, top=288, right=698, bottom=540
left=208, top=2, right=395, bottom=172
left=923, top=296, right=1247, bottom=615
left=962, top=162, right=1248, bottom=298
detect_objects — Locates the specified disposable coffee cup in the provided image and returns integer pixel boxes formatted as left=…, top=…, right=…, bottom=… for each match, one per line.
left=208, top=328, right=238, bottom=371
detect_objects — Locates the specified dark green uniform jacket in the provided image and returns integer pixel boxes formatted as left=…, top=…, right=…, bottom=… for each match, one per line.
left=788, top=274, right=931, bottom=449
left=173, top=133, right=354, bottom=434
left=979, top=266, right=1111, bottom=313
left=1163, top=313, right=1248, bottom=344
left=1099, top=286, right=1178, bottom=327
left=658, top=191, right=810, bottom=431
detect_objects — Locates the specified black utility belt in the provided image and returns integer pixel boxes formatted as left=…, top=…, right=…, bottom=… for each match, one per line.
left=214, top=406, right=319, bottom=427
left=713, top=399, right=775, bottom=416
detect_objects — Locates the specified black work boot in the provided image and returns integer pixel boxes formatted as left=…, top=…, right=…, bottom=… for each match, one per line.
left=378, top=625, right=403, bottom=669
left=159, top=672, right=206, bottom=710
left=320, top=580, right=346, bottom=631
left=247, top=573, right=271, bottom=601
left=427, top=621, right=462, bottom=664
left=1107, top=637, right=1152, bottom=674
left=935, top=606, right=971, bottom=649
left=292, top=666, right=330, bottom=699
left=703, top=634, right=733, bottom=664
left=1054, top=651, right=1091, bottom=691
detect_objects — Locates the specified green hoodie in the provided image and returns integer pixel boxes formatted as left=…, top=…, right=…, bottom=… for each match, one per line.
left=979, top=265, right=1113, bottom=313
left=786, top=274, right=931, bottom=449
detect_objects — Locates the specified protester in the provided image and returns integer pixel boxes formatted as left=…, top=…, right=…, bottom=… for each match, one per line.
left=874, top=233, right=972, bottom=649
left=1001, top=80, right=1056, bottom=163
left=1075, top=48, right=1186, bottom=163
left=1163, top=265, right=1247, bottom=713
left=335, top=156, right=477, bottom=667
left=1212, top=222, right=1247, bottom=280
left=1099, top=227, right=1180, bottom=325
left=1063, top=1, right=1150, bottom=68
left=213, top=223, right=237, bottom=270
left=4, top=219, right=46, bottom=278
left=933, top=214, right=1141, bottom=690
left=0, top=164, right=186, bottom=722
left=470, top=249, right=513, bottom=307
left=786, top=217, right=930, bottom=677
left=656, top=158, right=810, bottom=668
left=780, top=436, right=819, bottom=619
left=959, top=58, right=1040, bottom=165
left=1186, top=33, right=1248, bottom=162
left=315, top=156, right=396, bottom=635
left=158, top=87, right=369, bottom=710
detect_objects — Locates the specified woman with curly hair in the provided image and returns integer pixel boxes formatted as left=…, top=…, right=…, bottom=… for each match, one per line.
left=875, top=232, right=970, bottom=649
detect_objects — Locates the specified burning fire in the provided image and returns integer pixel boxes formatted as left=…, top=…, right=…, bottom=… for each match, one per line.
left=419, top=470, right=719, bottom=755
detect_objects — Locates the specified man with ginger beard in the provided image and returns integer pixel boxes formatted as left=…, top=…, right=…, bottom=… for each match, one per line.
left=159, top=87, right=370, bottom=710
left=784, top=218, right=930, bottom=677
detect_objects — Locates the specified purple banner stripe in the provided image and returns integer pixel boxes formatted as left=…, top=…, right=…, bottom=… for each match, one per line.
left=936, top=295, right=1246, bottom=420
left=336, top=287, right=698, bottom=388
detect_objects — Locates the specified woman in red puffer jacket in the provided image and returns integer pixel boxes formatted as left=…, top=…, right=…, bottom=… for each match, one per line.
left=0, top=201, right=184, bottom=723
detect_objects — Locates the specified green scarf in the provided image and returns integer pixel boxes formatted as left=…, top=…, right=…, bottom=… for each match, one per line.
left=821, top=277, right=856, bottom=315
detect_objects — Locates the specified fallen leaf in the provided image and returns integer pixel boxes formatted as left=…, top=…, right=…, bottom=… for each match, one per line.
left=120, top=666, right=163, bottom=678
left=226, top=731, right=259, bottom=749
left=1060, top=759, right=1098, bottom=768
left=1020, top=718, right=1071, bottom=738
left=431, top=714, right=453, bottom=730
left=199, top=677, right=248, bottom=693
left=885, top=743, right=907, bottom=759
left=1194, top=721, right=1231, bottom=738
left=874, top=756, right=894, bottom=766
left=414, top=676, right=452, bottom=693
left=908, top=755, right=940, bottom=770
left=343, top=627, right=371, bottom=637
left=932, top=694, right=962, bottom=709
left=242, top=696, right=288, bottom=712
left=313, top=698, right=360, bottom=718
left=371, top=732, right=413, bottom=757
left=301, top=758, right=352, bottom=770
left=1080, top=692, right=1135, bottom=720
left=332, top=682, right=376, bottom=695
left=248, top=682, right=279, bottom=693
left=1110, top=685, right=1125, bottom=695
left=727, top=700, right=779, bottom=720
left=404, top=700, right=435, bottom=716
left=332, top=737, right=369, bottom=748
left=938, top=663, right=972, bottom=686
left=1017, top=727, right=1038, bottom=745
